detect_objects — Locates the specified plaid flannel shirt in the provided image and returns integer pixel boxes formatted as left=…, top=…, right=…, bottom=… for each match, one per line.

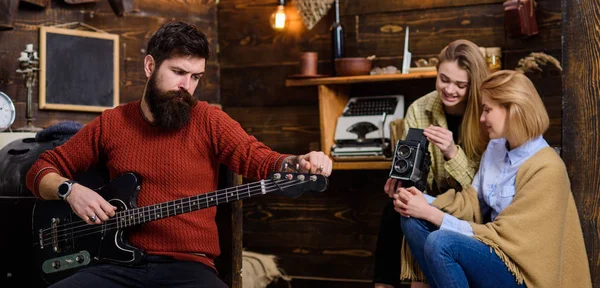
left=402, top=91, right=477, bottom=196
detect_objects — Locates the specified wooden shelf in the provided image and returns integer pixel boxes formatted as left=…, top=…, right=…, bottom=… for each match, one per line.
left=333, top=161, right=391, bottom=170
left=285, top=71, right=437, bottom=87
left=288, top=71, right=436, bottom=170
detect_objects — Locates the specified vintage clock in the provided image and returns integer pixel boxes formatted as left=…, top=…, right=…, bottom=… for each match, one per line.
left=0, top=91, right=16, bottom=132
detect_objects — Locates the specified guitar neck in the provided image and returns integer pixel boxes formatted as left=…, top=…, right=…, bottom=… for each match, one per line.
left=114, top=179, right=276, bottom=229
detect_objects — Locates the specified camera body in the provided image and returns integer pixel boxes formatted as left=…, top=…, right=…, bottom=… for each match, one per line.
left=389, top=128, right=431, bottom=191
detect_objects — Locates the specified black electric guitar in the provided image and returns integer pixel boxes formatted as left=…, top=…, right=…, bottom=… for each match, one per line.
left=32, top=172, right=328, bottom=284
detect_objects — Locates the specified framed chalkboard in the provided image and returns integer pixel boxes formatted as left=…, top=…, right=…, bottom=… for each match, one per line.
left=39, top=26, right=119, bottom=112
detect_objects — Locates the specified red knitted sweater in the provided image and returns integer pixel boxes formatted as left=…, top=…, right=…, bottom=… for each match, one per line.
left=26, top=100, right=287, bottom=270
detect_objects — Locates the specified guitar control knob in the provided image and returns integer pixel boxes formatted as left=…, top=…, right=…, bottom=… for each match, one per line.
left=75, top=255, right=85, bottom=263
left=52, top=261, right=61, bottom=269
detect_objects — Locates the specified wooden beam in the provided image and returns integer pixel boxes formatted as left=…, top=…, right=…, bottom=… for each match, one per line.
left=562, top=0, right=600, bottom=285
left=285, top=71, right=437, bottom=87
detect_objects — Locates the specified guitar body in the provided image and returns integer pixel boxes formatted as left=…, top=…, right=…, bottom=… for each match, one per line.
left=31, top=173, right=144, bottom=284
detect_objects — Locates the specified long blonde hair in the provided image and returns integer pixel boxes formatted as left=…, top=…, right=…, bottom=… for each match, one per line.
left=437, top=40, right=489, bottom=162
left=480, top=70, right=549, bottom=147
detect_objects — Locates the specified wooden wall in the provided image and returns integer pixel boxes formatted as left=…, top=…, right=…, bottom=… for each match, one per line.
left=562, top=0, right=600, bottom=286
left=0, top=0, right=219, bottom=130
left=218, top=0, right=562, bottom=287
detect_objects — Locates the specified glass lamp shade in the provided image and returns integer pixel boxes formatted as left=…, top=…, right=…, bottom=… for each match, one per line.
left=270, top=5, right=286, bottom=31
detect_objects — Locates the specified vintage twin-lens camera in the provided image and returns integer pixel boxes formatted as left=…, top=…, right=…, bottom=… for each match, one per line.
left=389, top=128, right=431, bottom=191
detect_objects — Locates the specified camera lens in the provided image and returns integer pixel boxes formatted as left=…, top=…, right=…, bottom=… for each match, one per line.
left=397, top=145, right=411, bottom=158
left=394, top=159, right=409, bottom=174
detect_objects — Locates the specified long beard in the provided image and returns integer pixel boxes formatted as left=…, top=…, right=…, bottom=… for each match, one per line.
left=145, top=74, right=196, bottom=130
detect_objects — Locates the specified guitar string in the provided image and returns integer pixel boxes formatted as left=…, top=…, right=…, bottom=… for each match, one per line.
left=40, top=179, right=312, bottom=246
left=40, top=178, right=299, bottom=237
left=41, top=179, right=305, bottom=246
left=40, top=178, right=285, bottom=234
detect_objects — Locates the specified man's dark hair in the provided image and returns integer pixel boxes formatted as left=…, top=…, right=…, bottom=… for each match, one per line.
left=146, top=21, right=210, bottom=68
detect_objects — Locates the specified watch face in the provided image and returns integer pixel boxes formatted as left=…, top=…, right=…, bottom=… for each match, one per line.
left=58, top=183, right=68, bottom=196
left=0, top=91, right=16, bottom=132
left=58, top=181, right=72, bottom=197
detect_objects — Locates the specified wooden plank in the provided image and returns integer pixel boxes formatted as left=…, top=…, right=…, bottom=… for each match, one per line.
left=333, top=161, right=391, bottom=170
left=244, top=229, right=380, bottom=247
left=0, top=0, right=19, bottom=31
left=243, top=169, right=391, bottom=233
left=215, top=171, right=243, bottom=288
left=135, top=0, right=215, bottom=19
left=345, top=0, right=505, bottom=15
left=286, top=71, right=437, bottom=87
left=220, top=64, right=324, bottom=108
left=349, top=78, right=437, bottom=101
left=243, top=201, right=384, bottom=235
left=218, top=0, right=285, bottom=9
left=319, top=85, right=348, bottom=156
left=544, top=118, right=560, bottom=147
left=540, top=94, right=561, bottom=120
left=225, top=106, right=321, bottom=154
left=242, top=182, right=388, bottom=280
left=20, top=0, right=50, bottom=8
left=562, top=1, right=600, bottom=285
left=346, top=2, right=562, bottom=58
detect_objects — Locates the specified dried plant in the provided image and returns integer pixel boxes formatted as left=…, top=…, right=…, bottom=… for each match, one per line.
left=515, top=52, right=562, bottom=74
left=294, top=0, right=335, bottom=30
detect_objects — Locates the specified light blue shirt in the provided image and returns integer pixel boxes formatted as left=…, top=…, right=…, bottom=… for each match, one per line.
left=427, top=136, right=549, bottom=236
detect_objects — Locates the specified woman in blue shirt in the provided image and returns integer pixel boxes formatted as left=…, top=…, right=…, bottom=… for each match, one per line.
left=392, top=70, right=591, bottom=287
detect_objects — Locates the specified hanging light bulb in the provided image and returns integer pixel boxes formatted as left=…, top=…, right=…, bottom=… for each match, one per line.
left=270, top=0, right=286, bottom=31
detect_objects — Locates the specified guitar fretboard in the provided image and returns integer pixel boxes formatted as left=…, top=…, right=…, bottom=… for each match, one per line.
left=114, top=179, right=272, bottom=229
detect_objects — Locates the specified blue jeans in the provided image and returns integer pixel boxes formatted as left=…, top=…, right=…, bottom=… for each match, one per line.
left=49, top=255, right=228, bottom=288
left=401, top=216, right=526, bottom=288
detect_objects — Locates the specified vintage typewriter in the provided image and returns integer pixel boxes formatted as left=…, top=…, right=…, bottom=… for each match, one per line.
left=331, top=95, right=404, bottom=159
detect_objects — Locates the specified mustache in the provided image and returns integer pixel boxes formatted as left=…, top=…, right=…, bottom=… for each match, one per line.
left=161, top=88, right=194, bottom=100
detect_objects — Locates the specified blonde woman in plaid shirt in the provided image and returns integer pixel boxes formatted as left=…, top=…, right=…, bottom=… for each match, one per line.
left=374, top=40, right=489, bottom=288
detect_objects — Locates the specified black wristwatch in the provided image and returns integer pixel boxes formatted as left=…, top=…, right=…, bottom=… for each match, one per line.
left=57, top=179, right=76, bottom=201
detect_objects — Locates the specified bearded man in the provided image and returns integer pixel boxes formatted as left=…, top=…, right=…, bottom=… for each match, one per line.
left=26, top=21, right=332, bottom=288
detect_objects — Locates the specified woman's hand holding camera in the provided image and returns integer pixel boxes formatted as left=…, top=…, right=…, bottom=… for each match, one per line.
left=392, top=186, right=444, bottom=226
left=383, top=178, right=402, bottom=198
left=424, top=125, right=458, bottom=160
